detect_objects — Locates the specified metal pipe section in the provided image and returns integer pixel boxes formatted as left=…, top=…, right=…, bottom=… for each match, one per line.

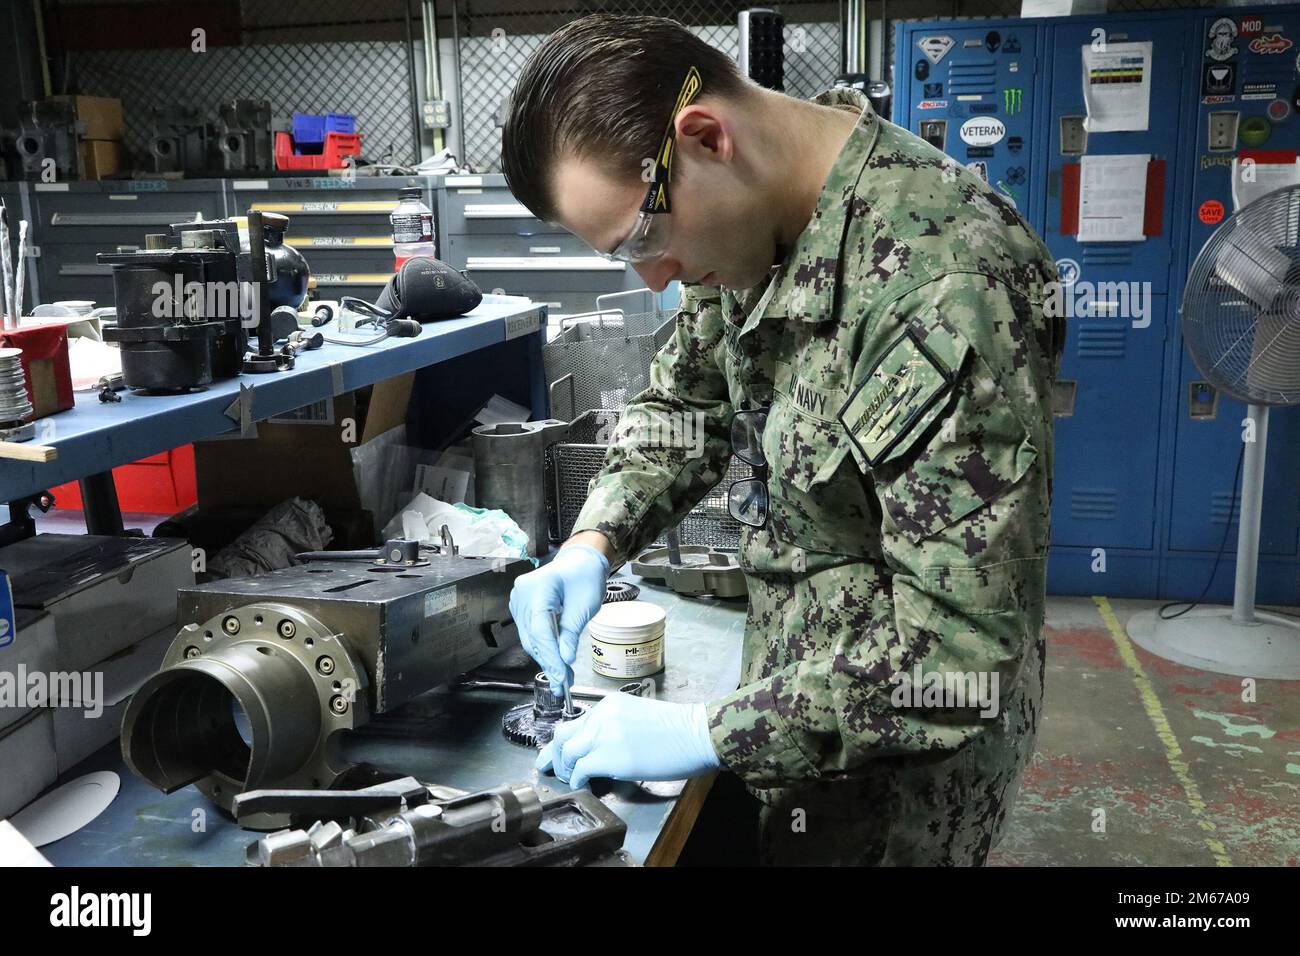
left=473, top=418, right=570, bottom=556
left=122, top=642, right=322, bottom=794
left=1232, top=404, right=1269, bottom=624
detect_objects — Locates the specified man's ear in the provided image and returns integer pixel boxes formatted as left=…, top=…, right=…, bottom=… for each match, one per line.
left=675, top=104, right=733, bottom=162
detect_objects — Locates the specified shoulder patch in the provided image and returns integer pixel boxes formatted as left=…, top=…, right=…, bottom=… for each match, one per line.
left=837, top=327, right=962, bottom=469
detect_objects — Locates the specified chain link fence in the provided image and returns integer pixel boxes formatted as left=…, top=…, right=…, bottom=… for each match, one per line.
left=451, top=1, right=844, bottom=172
left=55, top=0, right=1226, bottom=174
left=62, top=0, right=420, bottom=167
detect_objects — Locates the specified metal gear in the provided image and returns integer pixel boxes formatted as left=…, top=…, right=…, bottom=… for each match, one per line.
left=603, top=581, right=641, bottom=603
left=501, top=672, right=585, bottom=747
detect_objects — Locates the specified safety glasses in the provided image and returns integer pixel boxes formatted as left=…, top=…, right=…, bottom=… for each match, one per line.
left=599, top=66, right=703, bottom=264
left=727, top=405, right=770, bottom=529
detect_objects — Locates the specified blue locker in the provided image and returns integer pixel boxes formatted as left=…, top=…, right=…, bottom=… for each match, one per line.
left=1161, top=4, right=1300, bottom=603
left=894, top=6, right=1300, bottom=602
left=1042, top=14, right=1188, bottom=575
left=893, top=21, right=1046, bottom=228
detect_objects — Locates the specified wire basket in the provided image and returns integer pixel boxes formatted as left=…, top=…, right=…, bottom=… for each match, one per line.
left=543, top=289, right=675, bottom=422
left=546, top=408, right=747, bottom=552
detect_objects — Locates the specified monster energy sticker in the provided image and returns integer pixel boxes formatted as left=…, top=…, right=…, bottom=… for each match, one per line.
left=1004, top=88, right=1024, bottom=114
left=838, top=328, right=956, bottom=468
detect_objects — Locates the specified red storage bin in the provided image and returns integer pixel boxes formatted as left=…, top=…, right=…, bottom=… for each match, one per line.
left=51, top=444, right=197, bottom=515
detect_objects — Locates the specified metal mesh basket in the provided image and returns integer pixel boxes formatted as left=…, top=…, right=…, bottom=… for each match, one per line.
left=543, top=290, right=675, bottom=422
left=546, top=408, right=747, bottom=552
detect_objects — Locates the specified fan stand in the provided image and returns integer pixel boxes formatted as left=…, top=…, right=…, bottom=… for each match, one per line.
left=1128, top=405, right=1300, bottom=679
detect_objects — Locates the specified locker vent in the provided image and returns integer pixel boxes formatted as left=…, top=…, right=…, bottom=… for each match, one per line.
left=1081, top=246, right=1136, bottom=268
left=947, top=61, right=997, bottom=96
left=1071, top=489, right=1118, bottom=520
left=1076, top=324, right=1126, bottom=358
left=1210, top=492, right=1242, bottom=526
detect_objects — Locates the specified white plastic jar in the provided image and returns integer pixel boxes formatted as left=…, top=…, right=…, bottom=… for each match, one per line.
left=587, top=601, right=666, bottom=679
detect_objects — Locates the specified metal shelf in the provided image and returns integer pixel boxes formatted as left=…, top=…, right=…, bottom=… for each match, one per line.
left=0, top=297, right=545, bottom=504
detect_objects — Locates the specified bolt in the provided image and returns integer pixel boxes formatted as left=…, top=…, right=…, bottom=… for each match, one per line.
left=222, top=615, right=240, bottom=635
left=329, top=695, right=348, bottom=715
left=278, top=619, right=296, bottom=639
left=317, top=656, right=335, bottom=675
left=184, top=646, right=201, bottom=659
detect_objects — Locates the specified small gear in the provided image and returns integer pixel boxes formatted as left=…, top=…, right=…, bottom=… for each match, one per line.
left=502, top=701, right=586, bottom=747
left=502, top=672, right=586, bottom=747
left=603, top=581, right=641, bottom=603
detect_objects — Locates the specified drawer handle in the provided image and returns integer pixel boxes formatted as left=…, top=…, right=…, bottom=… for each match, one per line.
left=465, top=256, right=625, bottom=272
left=464, top=204, right=533, bottom=218
left=51, top=212, right=201, bottom=227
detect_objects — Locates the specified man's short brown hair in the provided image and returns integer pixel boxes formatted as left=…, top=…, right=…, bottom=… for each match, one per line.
left=501, top=14, right=749, bottom=223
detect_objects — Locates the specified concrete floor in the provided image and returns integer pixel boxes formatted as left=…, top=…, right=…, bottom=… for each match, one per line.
left=989, top=595, right=1300, bottom=867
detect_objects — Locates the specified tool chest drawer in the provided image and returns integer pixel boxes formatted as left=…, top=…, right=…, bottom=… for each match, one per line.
left=439, top=174, right=565, bottom=238
left=446, top=233, right=596, bottom=264
left=233, top=176, right=433, bottom=289
left=463, top=258, right=630, bottom=295
left=31, top=180, right=225, bottom=305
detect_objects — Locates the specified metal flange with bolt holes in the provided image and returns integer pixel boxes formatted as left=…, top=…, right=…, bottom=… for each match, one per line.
left=121, top=602, right=370, bottom=831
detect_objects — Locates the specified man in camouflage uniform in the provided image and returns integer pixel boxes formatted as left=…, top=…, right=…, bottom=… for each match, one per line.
left=503, top=15, right=1063, bottom=865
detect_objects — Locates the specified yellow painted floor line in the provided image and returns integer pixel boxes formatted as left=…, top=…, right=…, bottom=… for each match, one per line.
left=1092, top=596, right=1233, bottom=868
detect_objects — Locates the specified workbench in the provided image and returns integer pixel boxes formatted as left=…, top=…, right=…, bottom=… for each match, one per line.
left=38, top=571, right=746, bottom=867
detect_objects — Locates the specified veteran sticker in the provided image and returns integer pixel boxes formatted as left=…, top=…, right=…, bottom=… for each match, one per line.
left=838, top=328, right=957, bottom=468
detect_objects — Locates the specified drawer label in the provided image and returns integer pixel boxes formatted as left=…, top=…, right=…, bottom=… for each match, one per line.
left=313, top=273, right=392, bottom=285
left=505, top=310, right=541, bottom=340
left=298, top=236, right=390, bottom=247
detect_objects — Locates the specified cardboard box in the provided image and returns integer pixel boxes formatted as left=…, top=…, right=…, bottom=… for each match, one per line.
left=48, top=95, right=124, bottom=141
left=0, top=609, right=57, bottom=734
left=79, top=139, right=123, bottom=180
left=52, top=624, right=172, bottom=774
left=3, top=534, right=192, bottom=673
left=0, top=710, right=57, bottom=820
left=194, top=375, right=414, bottom=536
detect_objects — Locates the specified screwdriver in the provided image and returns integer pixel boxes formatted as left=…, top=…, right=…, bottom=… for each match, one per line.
left=548, top=609, right=578, bottom=718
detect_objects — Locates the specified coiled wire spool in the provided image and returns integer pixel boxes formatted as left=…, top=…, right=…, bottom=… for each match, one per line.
left=0, top=348, right=34, bottom=425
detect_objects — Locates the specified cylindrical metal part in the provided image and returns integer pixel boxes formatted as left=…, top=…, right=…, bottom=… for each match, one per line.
left=122, top=641, right=322, bottom=794
left=1232, top=404, right=1269, bottom=625
left=472, top=419, right=570, bottom=556
left=121, top=603, right=367, bottom=829
left=0, top=348, right=34, bottom=425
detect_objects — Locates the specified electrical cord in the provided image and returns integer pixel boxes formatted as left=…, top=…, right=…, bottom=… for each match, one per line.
left=317, top=296, right=421, bottom=346
left=1158, top=437, right=1247, bottom=620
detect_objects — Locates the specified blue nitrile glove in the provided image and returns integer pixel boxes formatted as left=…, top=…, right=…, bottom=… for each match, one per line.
left=508, top=543, right=609, bottom=694
left=536, top=693, right=721, bottom=790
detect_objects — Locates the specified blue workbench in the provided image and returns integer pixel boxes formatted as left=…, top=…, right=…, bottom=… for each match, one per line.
left=38, top=570, right=746, bottom=867
left=0, top=296, right=548, bottom=504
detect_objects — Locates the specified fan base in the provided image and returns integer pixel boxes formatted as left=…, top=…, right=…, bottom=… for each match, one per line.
left=1127, top=607, right=1300, bottom=680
